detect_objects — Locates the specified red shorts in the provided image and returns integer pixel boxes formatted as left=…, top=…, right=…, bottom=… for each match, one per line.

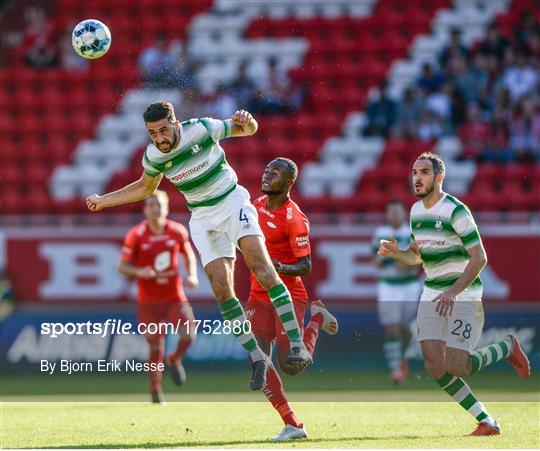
left=136, top=301, right=195, bottom=344
left=245, top=299, right=307, bottom=351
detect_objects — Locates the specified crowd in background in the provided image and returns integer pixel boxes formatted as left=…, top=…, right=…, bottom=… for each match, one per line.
left=10, top=6, right=540, bottom=162
left=9, top=5, right=305, bottom=119
left=365, top=10, right=540, bottom=163
left=10, top=6, right=89, bottom=71
left=137, top=37, right=306, bottom=118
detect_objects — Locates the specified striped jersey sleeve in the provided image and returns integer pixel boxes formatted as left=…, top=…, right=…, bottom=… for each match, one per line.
left=451, top=204, right=481, bottom=249
left=199, top=117, right=232, bottom=143
left=142, top=147, right=161, bottom=177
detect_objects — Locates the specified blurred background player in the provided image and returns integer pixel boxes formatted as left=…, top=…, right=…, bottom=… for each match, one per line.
left=118, top=190, right=199, bottom=403
left=246, top=158, right=338, bottom=441
left=379, top=152, right=531, bottom=436
left=87, top=102, right=311, bottom=390
left=372, top=200, right=420, bottom=384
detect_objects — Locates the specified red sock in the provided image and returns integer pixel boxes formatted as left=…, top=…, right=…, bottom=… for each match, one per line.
left=311, top=312, right=324, bottom=327
left=148, top=342, right=164, bottom=394
left=280, top=407, right=303, bottom=429
left=263, top=365, right=302, bottom=428
left=167, top=336, right=194, bottom=363
left=303, top=318, right=321, bottom=355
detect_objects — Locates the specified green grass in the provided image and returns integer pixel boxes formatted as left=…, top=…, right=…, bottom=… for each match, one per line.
left=1, top=371, right=539, bottom=448
left=2, top=369, right=539, bottom=400
left=1, top=400, right=539, bottom=448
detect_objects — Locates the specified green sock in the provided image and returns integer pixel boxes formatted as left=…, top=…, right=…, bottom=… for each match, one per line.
left=436, top=372, right=492, bottom=422
left=219, top=297, right=265, bottom=361
left=268, top=283, right=302, bottom=347
left=383, top=336, right=402, bottom=371
left=470, top=337, right=512, bottom=373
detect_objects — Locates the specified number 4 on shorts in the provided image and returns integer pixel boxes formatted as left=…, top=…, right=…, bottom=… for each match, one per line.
left=239, top=209, right=249, bottom=224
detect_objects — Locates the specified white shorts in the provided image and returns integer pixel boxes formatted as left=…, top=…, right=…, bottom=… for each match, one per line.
left=377, top=281, right=420, bottom=326
left=417, top=287, right=484, bottom=352
left=189, top=185, right=263, bottom=267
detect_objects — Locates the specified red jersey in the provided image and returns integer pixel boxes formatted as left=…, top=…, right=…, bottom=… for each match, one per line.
left=248, top=196, right=311, bottom=302
left=120, top=219, right=189, bottom=302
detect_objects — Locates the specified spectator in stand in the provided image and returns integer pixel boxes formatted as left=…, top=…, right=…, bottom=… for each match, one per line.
left=424, top=83, right=452, bottom=132
left=417, top=109, right=443, bottom=142
left=365, top=82, right=397, bottom=137
left=449, top=85, right=468, bottom=130
left=514, top=10, right=540, bottom=52
left=493, top=87, right=513, bottom=120
left=508, top=100, right=535, bottom=162
left=449, top=54, right=487, bottom=103
left=229, top=61, right=257, bottom=111
left=478, top=22, right=509, bottom=63
left=482, top=110, right=511, bottom=163
left=501, top=50, right=538, bottom=102
left=251, top=57, right=305, bottom=115
left=439, top=27, right=469, bottom=69
left=523, top=30, right=540, bottom=61
left=483, top=53, right=503, bottom=94
left=458, top=103, right=491, bottom=161
left=20, top=6, right=57, bottom=68
left=417, top=63, right=445, bottom=94
left=138, top=33, right=187, bottom=89
left=396, top=87, right=422, bottom=139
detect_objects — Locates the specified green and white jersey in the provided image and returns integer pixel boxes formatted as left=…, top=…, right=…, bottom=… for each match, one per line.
left=410, top=193, right=483, bottom=296
left=142, top=117, right=236, bottom=210
left=372, top=223, right=418, bottom=284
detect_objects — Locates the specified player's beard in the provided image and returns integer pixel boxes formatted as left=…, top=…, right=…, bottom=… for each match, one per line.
left=415, top=179, right=435, bottom=198
left=157, top=132, right=178, bottom=153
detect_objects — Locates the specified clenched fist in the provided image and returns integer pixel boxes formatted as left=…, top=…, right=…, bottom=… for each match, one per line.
left=86, top=194, right=106, bottom=212
left=231, top=109, right=253, bottom=126
left=378, top=236, right=399, bottom=259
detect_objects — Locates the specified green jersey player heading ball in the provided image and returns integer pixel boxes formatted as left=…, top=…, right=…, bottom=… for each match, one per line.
left=378, top=152, right=531, bottom=437
left=86, top=102, right=312, bottom=390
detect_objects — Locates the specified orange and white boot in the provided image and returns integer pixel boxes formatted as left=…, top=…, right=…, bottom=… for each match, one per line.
left=470, top=420, right=500, bottom=436
left=507, top=334, right=531, bottom=380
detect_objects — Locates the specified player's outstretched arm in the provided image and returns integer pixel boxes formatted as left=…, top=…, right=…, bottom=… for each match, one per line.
left=86, top=172, right=163, bottom=212
left=378, top=237, right=422, bottom=266
left=229, top=109, right=258, bottom=137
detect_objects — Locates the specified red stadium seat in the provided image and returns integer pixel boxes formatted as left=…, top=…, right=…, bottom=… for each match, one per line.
left=2, top=0, right=480, bottom=215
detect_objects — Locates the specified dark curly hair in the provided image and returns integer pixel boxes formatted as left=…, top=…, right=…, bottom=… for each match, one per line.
left=143, top=101, right=176, bottom=123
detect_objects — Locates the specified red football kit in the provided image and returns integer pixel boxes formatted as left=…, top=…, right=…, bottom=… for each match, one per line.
left=120, top=219, right=189, bottom=302
left=120, top=219, right=194, bottom=339
left=247, top=195, right=311, bottom=349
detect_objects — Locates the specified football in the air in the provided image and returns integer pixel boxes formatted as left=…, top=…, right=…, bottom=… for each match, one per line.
left=72, top=19, right=111, bottom=59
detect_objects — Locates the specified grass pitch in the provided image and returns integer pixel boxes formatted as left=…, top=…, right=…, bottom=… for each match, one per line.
left=1, top=371, right=538, bottom=448
left=1, top=400, right=539, bottom=448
